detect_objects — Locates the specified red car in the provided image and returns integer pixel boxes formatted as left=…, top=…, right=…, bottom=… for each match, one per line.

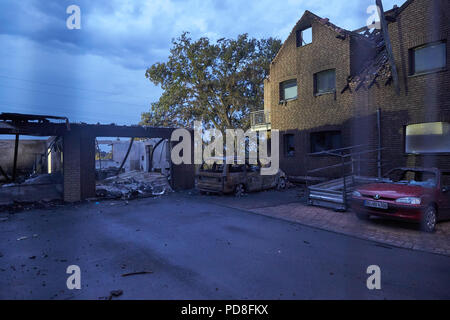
left=351, top=168, right=450, bottom=232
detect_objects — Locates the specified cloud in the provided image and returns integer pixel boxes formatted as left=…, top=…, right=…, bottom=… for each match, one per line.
left=1, top=0, right=407, bottom=69
left=0, top=0, right=407, bottom=125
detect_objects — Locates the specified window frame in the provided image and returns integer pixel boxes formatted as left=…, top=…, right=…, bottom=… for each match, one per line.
left=314, top=69, right=336, bottom=96
left=409, top=40, right=447, bottom=76
left=404, top=122, right=450, bottom=155
left=279, top=79, right=298, bottom=102
left=296, top=27, right=312, bottom=47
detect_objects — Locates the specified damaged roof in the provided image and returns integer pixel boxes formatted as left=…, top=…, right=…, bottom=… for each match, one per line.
left=271, top=10, right=353, bottom=64
left=272, top=1, right=419, bottom=92
left=342, top=0, right=421, bottom=93
left=343, top=28, right=393, bottom=93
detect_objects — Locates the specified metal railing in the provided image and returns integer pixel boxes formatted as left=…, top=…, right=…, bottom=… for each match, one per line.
left=306, top=144, right=386, bottom=211
left=250, top=110, right=271, bottom=127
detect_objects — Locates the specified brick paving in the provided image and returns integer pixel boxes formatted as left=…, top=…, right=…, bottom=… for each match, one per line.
left=246, top=202, right=450, bottom=256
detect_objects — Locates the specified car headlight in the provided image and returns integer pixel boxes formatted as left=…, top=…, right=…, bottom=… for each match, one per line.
left=395, top=197, right=421, bottom=205
left=352, top=191, right=362, bottom=197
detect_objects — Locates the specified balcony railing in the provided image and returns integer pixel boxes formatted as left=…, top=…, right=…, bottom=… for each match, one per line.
left=250, top=110, right=271, bottom=128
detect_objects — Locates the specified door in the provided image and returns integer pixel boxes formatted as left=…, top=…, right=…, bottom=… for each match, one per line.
left=262, top=167, right=278, bottom=190
left=245, top=164, right=263, bottom=192
left=439, top=171, right=450, bottom=219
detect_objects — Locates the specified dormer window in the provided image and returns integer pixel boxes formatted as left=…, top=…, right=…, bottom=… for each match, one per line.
left=296, top=27, right=312, bottom=47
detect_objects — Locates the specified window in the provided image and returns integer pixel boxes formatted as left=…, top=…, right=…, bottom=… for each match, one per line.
left=441, top=172, right=450, bottom=188
left=405, top=122, right=450, bottom=154
left=314, top=69, right=336, bottom=95
left=410, top=41, right=446, bottom=75
left=280, top=79, right=297, bottom=101
left=284, top=134, right=295, bottom=157
left=310, top=131, right=342, bottom=153
left=296, top=27, right=312, bottom=47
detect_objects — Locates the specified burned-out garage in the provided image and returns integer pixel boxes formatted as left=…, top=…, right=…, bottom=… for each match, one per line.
left=0, top=113, right=194, bottom=206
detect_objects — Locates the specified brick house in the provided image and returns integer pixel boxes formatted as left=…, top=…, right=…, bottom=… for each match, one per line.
left=255, top=0, right=450, bottom=178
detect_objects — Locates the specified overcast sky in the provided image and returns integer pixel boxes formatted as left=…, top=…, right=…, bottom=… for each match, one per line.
left=0, top=0, right=406, bottom=126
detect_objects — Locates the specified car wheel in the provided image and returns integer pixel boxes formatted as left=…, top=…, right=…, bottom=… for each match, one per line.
left=355, top=211, right=370, bottom=220
left=421, top=206, right=437, bottom=233
left=234, top=184, right=245, bottom=198
left=277, top=177, right=287, bottom=190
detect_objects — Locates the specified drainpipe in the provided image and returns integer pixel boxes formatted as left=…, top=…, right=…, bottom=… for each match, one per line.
left=377, top=108, right=382, bottom=178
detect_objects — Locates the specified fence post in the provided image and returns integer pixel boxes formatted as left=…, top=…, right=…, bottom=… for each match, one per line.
left=342, top=155, right=347, bottom=211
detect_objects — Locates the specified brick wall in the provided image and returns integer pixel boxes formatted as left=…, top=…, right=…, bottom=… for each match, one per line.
left=266, top=0, right=450, bottom=178
left=63, top=128, right=96, bottom=202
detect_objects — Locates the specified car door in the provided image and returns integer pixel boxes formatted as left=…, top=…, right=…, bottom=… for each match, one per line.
left=262, top=167, right=278, bottom=190
left=439, top=171, right=450, bottom=219
left=245, top=164, right=263, bottom=192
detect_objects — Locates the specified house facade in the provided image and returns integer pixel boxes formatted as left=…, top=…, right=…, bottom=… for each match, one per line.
left=257, top=0, right=450, bottom=178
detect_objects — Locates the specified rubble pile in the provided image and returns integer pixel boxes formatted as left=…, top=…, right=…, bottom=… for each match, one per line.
left=95, top=167, right=123, bottom=181
left=0, top=173, right=63, bottom=205
left=96, top=171, right=172, bottom=200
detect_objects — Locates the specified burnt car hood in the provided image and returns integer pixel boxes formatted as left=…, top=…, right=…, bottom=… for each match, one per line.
left=356, top=183, right=429, bottom=199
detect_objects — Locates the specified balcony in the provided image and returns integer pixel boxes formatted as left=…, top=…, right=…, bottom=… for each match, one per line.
left=250, top=110, right=271, bottom=132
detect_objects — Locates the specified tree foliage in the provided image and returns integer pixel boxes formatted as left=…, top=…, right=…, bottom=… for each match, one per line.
left=141, top=32, right=281, bottom=132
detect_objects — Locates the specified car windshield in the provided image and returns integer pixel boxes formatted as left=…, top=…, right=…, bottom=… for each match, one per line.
left=200, top=162, right=225, bottom=173
left=385, top=169, right=437, bottom=188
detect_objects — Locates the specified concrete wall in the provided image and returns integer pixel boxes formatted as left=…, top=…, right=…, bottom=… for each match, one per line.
left=0, top=139, right=47, bottom=176
left=98, top=139, right=171, bottom=174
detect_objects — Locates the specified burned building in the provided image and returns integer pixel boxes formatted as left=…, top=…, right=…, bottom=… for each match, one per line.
left=0, top=113, right=195, bottom=204
left=256, top=0, right=450, bottom=179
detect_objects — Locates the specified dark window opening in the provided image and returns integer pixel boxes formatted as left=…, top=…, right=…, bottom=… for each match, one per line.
left=310, top=131, right=342, bottom=153
left=284, top=134, right=295, bottom=157
left=314, top=69, right=336, bottom=95
left=296, top=27, right=312, bottom=47
left=442, top=173, right=450, bottom=187
left=409, top=41, right=446, bottom=75
left=280, top=79, right=297, bottom=101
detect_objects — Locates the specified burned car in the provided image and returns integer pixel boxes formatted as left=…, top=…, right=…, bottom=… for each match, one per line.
left=351, top=167, right=450, bottom=232
left=196, top=158, right=287, bottom=197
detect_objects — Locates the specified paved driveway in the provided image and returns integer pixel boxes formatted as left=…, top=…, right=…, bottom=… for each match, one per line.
left=204, top=188, right=450, bottom=256
left=0, top=190, right=449, bottom=299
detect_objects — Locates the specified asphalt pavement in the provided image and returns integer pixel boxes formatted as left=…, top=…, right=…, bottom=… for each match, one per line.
left=0, top=190, right=449, bottom=299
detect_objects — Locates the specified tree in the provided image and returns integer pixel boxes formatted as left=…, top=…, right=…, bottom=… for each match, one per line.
left=141, top=32, right=281, bottom=132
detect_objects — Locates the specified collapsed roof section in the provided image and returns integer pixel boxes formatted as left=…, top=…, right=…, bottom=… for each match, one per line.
left=0, top=112, right=177, bottom=139
left=343, top=0, right=418, bottom=94
left=0, top=113, right=70, bottom=136
left=342, top=28, right=393, bottom=93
